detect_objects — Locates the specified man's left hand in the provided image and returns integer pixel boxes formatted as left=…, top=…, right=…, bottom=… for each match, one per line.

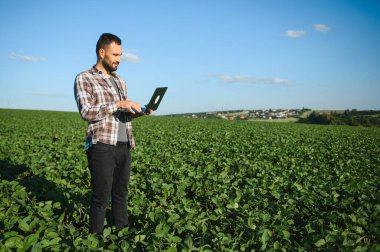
left=132, top=108, right=153, bottom=118
left=144, top=108, right=153, bottom=115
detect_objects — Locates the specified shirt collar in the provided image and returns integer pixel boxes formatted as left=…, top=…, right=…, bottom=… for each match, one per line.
left=91, top=65, right=118, bottom=79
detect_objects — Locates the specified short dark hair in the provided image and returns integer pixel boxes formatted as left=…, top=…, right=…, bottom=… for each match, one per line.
left=96, top=33, right=122, bottom=57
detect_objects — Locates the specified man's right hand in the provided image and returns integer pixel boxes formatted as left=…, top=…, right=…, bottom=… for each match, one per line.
left=116, top=100, right=142, bottom=114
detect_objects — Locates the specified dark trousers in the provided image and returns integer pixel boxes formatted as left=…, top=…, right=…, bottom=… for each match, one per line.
left=86, top=142, right=131, bottom=234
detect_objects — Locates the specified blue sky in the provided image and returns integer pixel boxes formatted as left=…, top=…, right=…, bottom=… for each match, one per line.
left=0, top=0, right=379, bottom=115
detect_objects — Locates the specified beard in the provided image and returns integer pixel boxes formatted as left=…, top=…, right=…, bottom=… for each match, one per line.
left=102, top=59, right=118, bottom=73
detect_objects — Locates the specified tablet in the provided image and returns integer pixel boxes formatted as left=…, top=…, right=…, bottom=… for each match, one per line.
left=145, top=87, right=168, bottom=111
left=119, top=87, right=168, bottom=114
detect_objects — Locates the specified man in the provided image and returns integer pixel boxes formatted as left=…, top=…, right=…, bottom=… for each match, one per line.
left=74, top=33, right=149, bottom=234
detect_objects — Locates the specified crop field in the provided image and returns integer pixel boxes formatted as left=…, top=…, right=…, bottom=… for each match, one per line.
left=0, top=109, right=380, bottom=251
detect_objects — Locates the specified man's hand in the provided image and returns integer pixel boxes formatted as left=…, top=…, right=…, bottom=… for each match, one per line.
left=145, top=108, right=153, bottom=115
left=116, top=100, right=142, bottom=114
left=132, top=108, right=153, bottom=118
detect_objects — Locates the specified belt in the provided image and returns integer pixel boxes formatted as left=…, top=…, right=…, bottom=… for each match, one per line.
left=116, top=141, right=129, bottom=146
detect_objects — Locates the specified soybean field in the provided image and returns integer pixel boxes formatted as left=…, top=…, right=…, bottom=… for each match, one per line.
left=0, top=109, right=379, bottom=251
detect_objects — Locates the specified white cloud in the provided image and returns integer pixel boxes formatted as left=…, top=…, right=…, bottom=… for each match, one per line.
left=121, top=51, right=140, bottom=63
left=314, top=24, right=331, bottom=32
left=217, top=74, right=291, bottom=86
left=9, top=52, right=45, bottom=61
left=286, top=30, right=306, bottom=38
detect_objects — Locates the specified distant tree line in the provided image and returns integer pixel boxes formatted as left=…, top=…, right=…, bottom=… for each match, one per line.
left=300, top=110, right=380, bottom=127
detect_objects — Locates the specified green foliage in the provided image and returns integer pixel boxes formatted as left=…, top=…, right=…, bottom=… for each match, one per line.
left=1, top=109, right=380, bottom=250
left=302, top=110, right=380, bottom=127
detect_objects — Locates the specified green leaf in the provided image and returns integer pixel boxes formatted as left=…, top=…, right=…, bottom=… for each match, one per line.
left=315, top=239, right=326, bottom=247
left=148, top=211, right=155, bottom=222
left=282, top=230, right=290, bottom=240
left=103, top=227, right=111, bottom=238
left=46, top=231, right=59, bottom=239
left=49, top=237, right=62, bottom=246
left=155, top=223, right=170, bottom=237
left=226, top=202, right=239, bottom=209
left=19, top=218, right=31, bottom=232
left=170, top=236, right=182, bottom=243
left=107, top=243, right=118, bottom=250
left=53, top=202, right=61, bottom=209
left=58, top=213, right=65, bottom=223
left=343, top=238, right=354, bottom=247
left=86, top=235, right=99, bottom=249
left=273, top=241, right=280, bottom=249
left=272, top=191, right=281, bottom=199
left=134, top=235, right=146, bottom=243
left=353, top=226, right=364, bottom=234
left=184, top=236, right=193, bottom=249
left=209, top=214, right=219, bottom=221
left=166, top=247, right=177, bottom=252
left=261, top=229, right=272, bottom=245
left=120, top=240, right=130, bottom=250
left=354, top=245, right=368, bottom=252
left=118, top=227, right=129, bottom=237
left=167, top=213, right=180, bottom=223
left=31, top=242, right=42, bottom=252
left=294, top=183, right=302, bottom=191
left=5, top=236, right=24, bottom=248
left=24, top=234, right=39, bottom=250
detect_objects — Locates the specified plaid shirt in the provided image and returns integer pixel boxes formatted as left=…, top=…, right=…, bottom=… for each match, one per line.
left=74, top=66, right=135, bottom=149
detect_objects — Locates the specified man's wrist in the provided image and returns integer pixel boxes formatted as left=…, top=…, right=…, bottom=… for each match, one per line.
left=110, top=102, right=118, bottom=113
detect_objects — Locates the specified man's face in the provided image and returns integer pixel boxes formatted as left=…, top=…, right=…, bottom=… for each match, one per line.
left=100, top=42, right=122, bottom=73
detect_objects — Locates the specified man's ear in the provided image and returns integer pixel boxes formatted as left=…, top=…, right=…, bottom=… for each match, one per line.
left=99, top=48, right=105, bottom=59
